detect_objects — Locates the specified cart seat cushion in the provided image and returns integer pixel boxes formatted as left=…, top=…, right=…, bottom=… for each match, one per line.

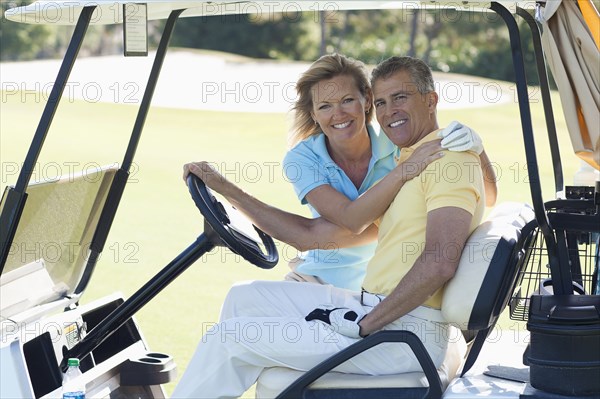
left=441, top=202, right=534, bottom=327
left=255, top=326, right=467, bottom=398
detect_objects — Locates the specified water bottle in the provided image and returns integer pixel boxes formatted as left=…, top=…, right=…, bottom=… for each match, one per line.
left=62, top=358, right=85, bottom=399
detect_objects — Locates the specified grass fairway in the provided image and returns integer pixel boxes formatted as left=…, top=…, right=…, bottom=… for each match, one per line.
left=0, top=80, right=581, bottom=396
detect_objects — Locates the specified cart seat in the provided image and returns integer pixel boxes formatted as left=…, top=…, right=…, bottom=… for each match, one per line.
left=1, top=165, right=118, bottom=318
left=256, top=325, right=466, bottom=397
left=258, top=202, right=535, bottom=399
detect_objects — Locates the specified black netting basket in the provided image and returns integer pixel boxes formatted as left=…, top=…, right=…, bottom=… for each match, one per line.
left=509, top=228, right=599, bottom=321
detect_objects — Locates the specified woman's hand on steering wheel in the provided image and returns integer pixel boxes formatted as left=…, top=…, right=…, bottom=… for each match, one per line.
left=185, top=166, right=278, bottom=269
left=183, top=161, right=231, bottom=196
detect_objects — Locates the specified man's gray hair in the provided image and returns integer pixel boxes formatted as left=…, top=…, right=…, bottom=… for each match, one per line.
left=371, top=56, right=435, bottom=94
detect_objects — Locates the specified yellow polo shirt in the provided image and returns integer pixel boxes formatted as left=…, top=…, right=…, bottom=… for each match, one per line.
left=362, top=130, right=485, bottom=309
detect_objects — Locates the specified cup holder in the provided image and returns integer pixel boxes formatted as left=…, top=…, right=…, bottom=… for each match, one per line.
left=146, top=352, right=170, bottom=359
left=538, top=278, right=587, bottom=295
left=139, top=357, right=161, bottom=364
left=120, top=352, right=176, bottom=386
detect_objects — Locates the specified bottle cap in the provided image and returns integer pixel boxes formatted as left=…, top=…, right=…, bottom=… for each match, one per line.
left=67, top=358, right=80, bottom=367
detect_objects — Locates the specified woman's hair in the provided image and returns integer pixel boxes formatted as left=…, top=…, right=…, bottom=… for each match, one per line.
left=289, top=54, right=373, bottom=147
left=370, top=56, right=435, bottom=94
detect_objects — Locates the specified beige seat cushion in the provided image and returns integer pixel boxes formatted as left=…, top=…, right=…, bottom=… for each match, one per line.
left=255, top=328, right=467, bottom=398
left=441, top=202, right=533, bottom=326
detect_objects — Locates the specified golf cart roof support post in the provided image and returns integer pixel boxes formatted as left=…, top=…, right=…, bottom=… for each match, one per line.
left=74, top=248, right=100, bottom=295
left=61, top=233, right=216, bottom=371
left=82, top=9, right=184, bottom=274
left=516, top=6, right=564, bottom=197
left=0, top=5, right=96, bottom=273
left=491, top=1, right=574, bottom=295
left=13, top=5, right=96, bottom=192
left=121, top=8, right=184, bottom=171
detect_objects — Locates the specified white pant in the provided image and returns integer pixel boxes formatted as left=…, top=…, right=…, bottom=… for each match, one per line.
left=171, top=281, right=449, bottom=398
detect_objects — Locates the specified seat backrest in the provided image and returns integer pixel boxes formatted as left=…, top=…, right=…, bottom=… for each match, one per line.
left=441, top=202, right=535, bottom=331
left=441, top=202, right=536, bottom=375
left=1, top=166, right=117, bottom=317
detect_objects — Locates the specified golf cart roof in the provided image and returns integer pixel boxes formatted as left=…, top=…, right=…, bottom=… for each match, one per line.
left=5, top=0, right=538, bottom=26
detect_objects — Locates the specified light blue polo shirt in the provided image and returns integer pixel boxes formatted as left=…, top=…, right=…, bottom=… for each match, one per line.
left=282, top=124, right=397, bottom=290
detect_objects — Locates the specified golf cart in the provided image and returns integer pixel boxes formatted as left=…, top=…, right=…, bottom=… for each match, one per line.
left=1, top=1, right=598, bottom=398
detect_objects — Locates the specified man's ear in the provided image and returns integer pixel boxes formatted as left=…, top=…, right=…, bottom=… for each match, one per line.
left=428, top=91, right=439, bottom=112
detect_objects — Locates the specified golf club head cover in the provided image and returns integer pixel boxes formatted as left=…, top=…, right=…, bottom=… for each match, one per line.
left=305, top=307, right=365, bottom=339
left=438, top=120, right=484, bottom=154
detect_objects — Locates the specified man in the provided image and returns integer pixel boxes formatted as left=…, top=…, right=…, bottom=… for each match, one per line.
left=173, top=56, right=485, bottom=398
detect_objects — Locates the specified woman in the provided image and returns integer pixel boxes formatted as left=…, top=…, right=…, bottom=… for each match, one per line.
left=185, top=54, right=496, bottom=290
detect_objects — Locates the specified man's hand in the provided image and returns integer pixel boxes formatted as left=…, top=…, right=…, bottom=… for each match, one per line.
left=305, top=307, right=365, bottom=338
left=438, top=121, right=483, bottom=154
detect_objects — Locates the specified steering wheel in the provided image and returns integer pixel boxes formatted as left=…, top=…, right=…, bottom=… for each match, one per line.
left=187, top=174, right=278, bottom=269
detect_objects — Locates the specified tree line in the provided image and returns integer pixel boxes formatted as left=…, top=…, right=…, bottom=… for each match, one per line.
left=3, top=2, right=593, bottom=85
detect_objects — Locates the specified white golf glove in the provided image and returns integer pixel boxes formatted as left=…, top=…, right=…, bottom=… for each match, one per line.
left=438, top=121, right=484, bottom=154
left=305, top=306, right=365, bottom=339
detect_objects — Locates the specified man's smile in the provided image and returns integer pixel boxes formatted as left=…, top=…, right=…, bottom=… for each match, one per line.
left=388, top=119, right=407, bottom=128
